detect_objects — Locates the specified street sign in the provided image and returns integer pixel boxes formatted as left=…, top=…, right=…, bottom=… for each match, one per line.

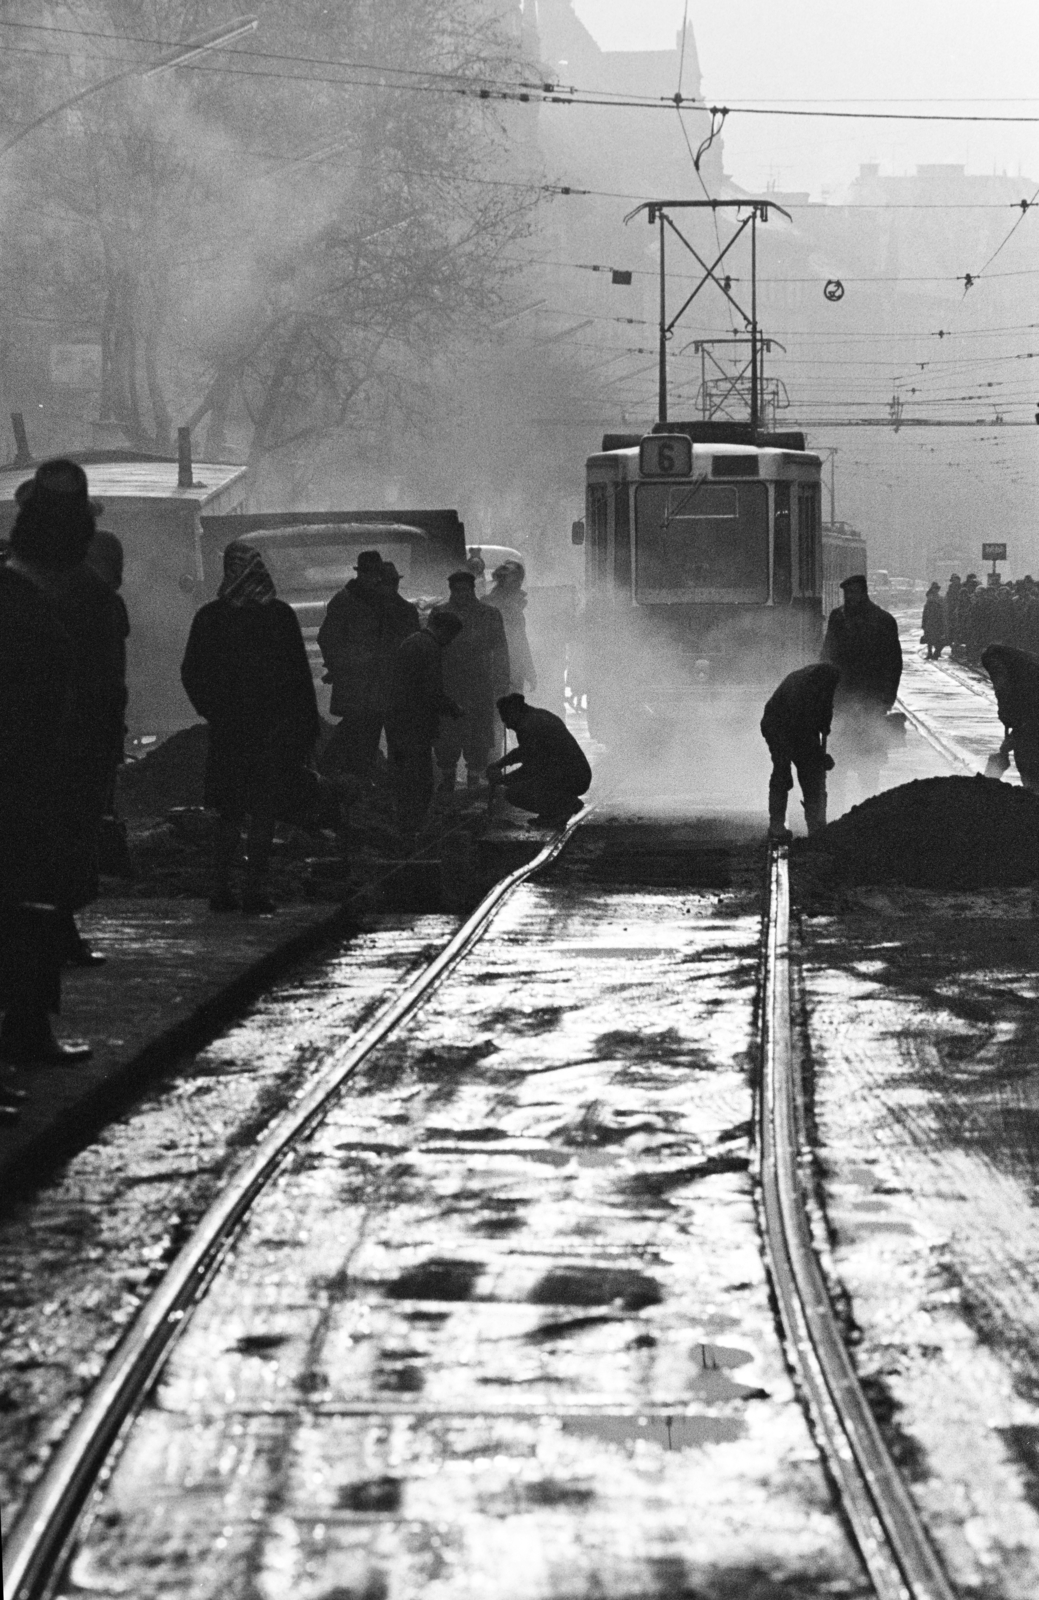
left=639, top=434, right=693, bottom=478
left=982, top=542, right=1007, bottom=562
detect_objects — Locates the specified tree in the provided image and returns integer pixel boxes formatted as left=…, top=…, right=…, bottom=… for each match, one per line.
left=0, top=1, right=543, bottom=475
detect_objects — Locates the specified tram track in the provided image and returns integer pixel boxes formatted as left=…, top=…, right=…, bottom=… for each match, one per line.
left=4, top=798, right=960, bottom=1600
left=3, top=817, right=586, bottom=1600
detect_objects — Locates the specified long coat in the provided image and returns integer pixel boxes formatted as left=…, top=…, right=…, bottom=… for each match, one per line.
left=181, top=598, right=319, bottom=813
left=440, top=596, right=510, bottom=709
left=41, top=563, right=127, bottom=909
left=486, top=586, right=536, bottom=693
left=822, top=599, right=902, bottom=709
left=921, top=593, right=947, bottom=647
left=385, top=630, right=456, bottom=746
left=317, top=580, right=387, bottom=718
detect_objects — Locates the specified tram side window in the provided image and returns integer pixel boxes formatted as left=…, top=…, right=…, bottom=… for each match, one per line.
left=797, top=484, right=820, bottom=594
left=586, top=484, right=609, bottom=586
left=773, top=482, right=792, bottom=604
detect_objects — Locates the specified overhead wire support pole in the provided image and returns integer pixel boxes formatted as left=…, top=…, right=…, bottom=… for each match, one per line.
left=626, top=197, right=789, bottom=429
left=751, top=209, right=759, bottom=435
left=659, top=209, right=668, bottom=423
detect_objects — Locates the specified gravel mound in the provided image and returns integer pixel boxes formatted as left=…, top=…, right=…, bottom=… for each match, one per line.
left=812, top=776, right=1039, bottom=888
left=117, top=726, right=208, bottom=817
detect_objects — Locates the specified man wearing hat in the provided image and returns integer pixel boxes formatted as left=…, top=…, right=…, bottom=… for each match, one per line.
left=436, top=569, right=510, bottom=794
left=318, top=549, right=391, bottom=780
left=822, top=573, right=902, bottom=804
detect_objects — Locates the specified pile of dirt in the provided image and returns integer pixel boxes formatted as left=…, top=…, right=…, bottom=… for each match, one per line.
left=117, top=725, right=209, bottom=818
left=809, top=776, right=1039, bottom=888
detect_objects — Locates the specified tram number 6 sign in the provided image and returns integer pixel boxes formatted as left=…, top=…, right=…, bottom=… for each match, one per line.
left=639, top=433, right=693, bottom=478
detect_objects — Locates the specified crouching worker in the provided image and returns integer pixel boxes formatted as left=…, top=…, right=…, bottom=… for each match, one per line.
left=760, top=663, right=840, bottom=842
left=487, top=693, right=592, bottom=828
left=980, top=644, right=1039, bottom=790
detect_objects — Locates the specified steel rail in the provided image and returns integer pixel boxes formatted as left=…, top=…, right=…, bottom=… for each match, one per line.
left=759, top=844, right=956, bottom=1600
left=3, top=810, right=589, bottom=1600
left=896, top=694, right=984, bottom=775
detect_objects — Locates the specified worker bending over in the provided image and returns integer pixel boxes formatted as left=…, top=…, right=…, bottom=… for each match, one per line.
left=981, top=644, right=1039, bottom=790
left=761, top=663, right=840, bottom=842
left=487, top=693, right=592, bottom=827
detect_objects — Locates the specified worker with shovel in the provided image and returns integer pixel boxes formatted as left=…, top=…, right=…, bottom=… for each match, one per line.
left=981, top=644, right=1039, bottom=790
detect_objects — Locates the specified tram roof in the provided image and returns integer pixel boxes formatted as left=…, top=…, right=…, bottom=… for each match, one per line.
left=0, top=456, right=248, bottom=506
left=587, top=442, right=822, bottom=477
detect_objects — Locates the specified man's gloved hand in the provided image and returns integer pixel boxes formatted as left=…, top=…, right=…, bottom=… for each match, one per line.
left=985, top=750, right=1011, bottom=779
left=823, top=753, right=835, bottom=771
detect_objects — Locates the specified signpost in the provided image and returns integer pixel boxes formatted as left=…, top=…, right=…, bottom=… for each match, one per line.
left=982, top=542, right=1007, bottom=585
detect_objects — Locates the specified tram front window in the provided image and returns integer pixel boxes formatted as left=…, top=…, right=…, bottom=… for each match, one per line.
left=634, top=481, right=768, bottom=602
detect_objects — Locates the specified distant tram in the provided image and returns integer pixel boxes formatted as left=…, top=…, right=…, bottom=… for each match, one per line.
left=577, top=421, right=826, bottom=735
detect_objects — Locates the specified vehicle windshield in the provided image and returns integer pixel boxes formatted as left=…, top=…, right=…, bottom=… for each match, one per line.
left=246, top=540, right=415, bottom=593
left=634, top=481, right=768, bottom=601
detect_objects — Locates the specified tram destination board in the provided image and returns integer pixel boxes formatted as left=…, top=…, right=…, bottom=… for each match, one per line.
left=982, top=542, right=1007, bottom=562
left=639, top=432, right=693, bottom=477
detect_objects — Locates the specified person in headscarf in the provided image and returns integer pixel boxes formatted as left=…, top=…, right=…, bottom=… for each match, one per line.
left=10, top=462, right=126, bottom=969
left=981, top=644, right=1039, bottom=790
left=181, top=540, right=319, bottom=913
left=486, top=560, right=537, bottom=695
left=0, top=459, right=98, bottom=1078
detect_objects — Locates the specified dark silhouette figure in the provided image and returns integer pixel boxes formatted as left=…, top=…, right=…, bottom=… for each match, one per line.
left=85, top=529, right=131, bottom=876
left=182, top=541, right=319, bottom=913
left=13, top=465, right=125, bottom=969
left=981, top=644, right=1039, bottom=790
left=436, top=570, right=510, bottom=792
left=0, top=459, right=104, bottom=1081
left=921, top=583, right=947, bottom=659
left=822, top=574, right=902, bottom=801
left=318, top=549, right=389, bottom=780
left=385, top=611, right=464, bottom=834
left=487, top=693, right=592, bottom=827
left=760, top=664, right=840, bottom=841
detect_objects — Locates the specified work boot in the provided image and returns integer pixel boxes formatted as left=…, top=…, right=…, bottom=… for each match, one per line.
left=767, top=820, right=793, bottom=844
left=209, top=886, right=240, bottom=912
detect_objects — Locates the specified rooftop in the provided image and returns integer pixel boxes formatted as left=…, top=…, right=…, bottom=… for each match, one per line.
left=0, top=458, right=248, bottom=505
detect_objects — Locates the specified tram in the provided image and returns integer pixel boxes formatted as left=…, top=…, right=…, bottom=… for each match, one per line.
left=821, top=519, right=869, bottom=616
left=577, top=421, right=826, bottom=735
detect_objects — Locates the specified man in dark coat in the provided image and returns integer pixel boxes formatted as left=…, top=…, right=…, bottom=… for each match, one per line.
left=822, top=573, right=902, bottom=801
left=182, top=541, right=320, bottom=913
left=945, top=574, right=963, bottom=655
left=921, top=583, right=947, bottom=660
left=760, top=664, right=840, bottom=841
left=384, top=611, right=464, bottom=833
left=12, top=465, right=125, bottom=968
left=1, top=460, right=99, bottom=1077
left=980, top=644, right=1039, bottom=790
left=378, top=561, right=421, bottom=704
left=436, top=570, right=510, bottom=793
left=318, top=549, right=388, bottom=779
left=487, top=693, right=592, bottom=827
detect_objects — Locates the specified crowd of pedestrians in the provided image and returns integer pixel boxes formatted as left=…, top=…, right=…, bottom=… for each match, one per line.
left=918, top=573, right=1039, bottom=663
left=0, top=459, right=591, bottom=1102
